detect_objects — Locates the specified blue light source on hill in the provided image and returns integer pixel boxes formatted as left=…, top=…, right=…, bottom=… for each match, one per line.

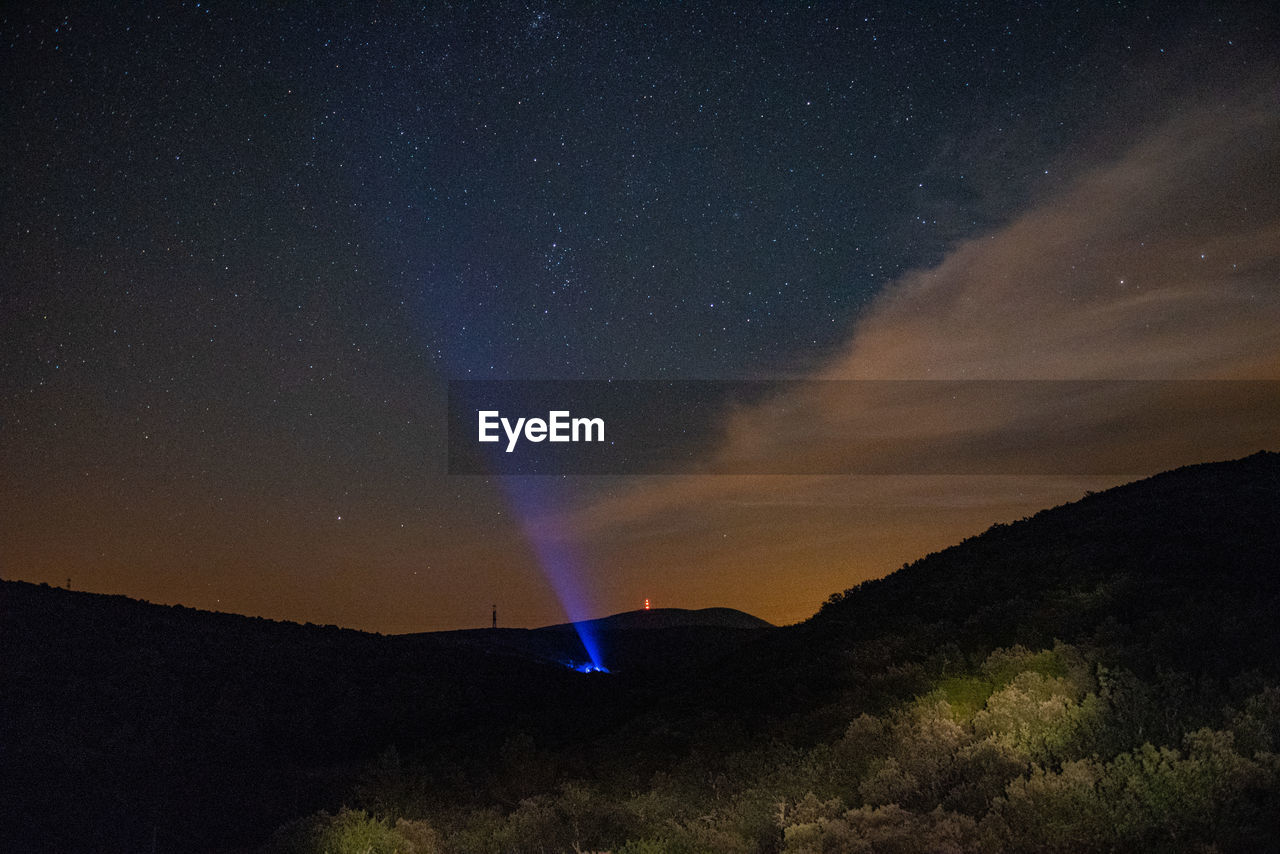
left=569, top=660, right=611, bottom=674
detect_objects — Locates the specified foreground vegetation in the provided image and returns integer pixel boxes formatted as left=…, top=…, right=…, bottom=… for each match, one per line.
left=268, top=641, right=1280, bottom=853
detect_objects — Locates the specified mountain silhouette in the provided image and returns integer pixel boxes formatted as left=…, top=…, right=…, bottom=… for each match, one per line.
left=4, top=451, right=1278, bottom=852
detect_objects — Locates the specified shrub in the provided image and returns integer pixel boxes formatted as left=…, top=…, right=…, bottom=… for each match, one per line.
left=265, top=807, right=421, bottom=854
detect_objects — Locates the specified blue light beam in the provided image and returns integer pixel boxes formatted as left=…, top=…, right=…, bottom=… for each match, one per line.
left=499, top=477, right=608, bottom=672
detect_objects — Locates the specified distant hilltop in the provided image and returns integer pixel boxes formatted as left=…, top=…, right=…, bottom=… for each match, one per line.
left=421, top=605, right=775, bottom=677
left=536, top=606, right=773, bottom=634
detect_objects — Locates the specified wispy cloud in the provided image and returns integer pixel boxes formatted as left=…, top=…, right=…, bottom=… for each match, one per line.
left=542, top=87, right=1280, bottom=621
left=825, top=91, right=1280, bottom=382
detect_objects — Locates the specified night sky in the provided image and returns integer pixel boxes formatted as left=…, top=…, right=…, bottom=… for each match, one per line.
left=4, top=2, right=1279, bottom=632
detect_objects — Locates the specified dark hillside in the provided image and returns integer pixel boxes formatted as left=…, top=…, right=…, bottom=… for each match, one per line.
left=0, top=585, right=609, bottom=851
left=623, top=452, right=1280, bottom=750
left=426, top=607, right=772, bottom=676
left=815, top=450, right=1280, bottom=669
left=0, top=582, right=772, bottom=852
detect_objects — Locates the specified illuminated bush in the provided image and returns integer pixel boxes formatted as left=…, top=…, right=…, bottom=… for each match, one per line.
left=884, top=699, right=965, bottom=804
left=835, top=713, right=890, bottom=775
left=858, top=757, right=920, bottom=807
left=943, top=739, right=1027, bottom=816
left=983, top=728, right=1277, bottom=852
left=782, top=804, right=979, bottom=854
left=616, top=839, right=687, bottom=854
left=972, top=671, right=1102, bottom=764
left=265, top=807, right=429, bottom=854
left=1231, top=684, right=1280, bottom=756
left=980, top=644, right=1089, bottom=690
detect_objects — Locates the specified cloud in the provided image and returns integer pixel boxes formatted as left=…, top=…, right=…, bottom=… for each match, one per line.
left=825, top=91, right=1280, bottom=382
left=539, top=87, right=1280, bottom=620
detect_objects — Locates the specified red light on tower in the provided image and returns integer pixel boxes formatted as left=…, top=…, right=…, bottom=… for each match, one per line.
left=644, top=598, right=650, bottom=610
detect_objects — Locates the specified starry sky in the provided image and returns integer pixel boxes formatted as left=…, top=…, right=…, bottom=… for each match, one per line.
left=4, top=2, right=1279, bottom=632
